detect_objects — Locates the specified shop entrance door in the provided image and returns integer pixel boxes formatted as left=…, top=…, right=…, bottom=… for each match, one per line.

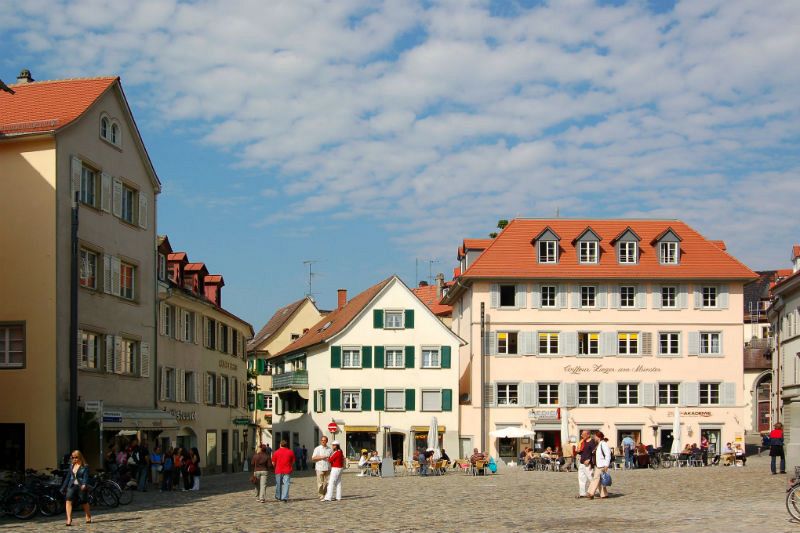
left=660, top=429, right=673, bottom=452
left=702, top=429, right=721, bottom=455
left=0, top=424, right=24, bottom=471
left=221, top=430, right=229, bottom=473
left=389, top=433, right=405, bottom=460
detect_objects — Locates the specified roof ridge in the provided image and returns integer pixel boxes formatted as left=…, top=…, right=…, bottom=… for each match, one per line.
left=8, top=76, right=118, bottom=88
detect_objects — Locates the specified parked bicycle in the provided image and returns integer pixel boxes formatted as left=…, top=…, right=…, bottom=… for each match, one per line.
left=96, top=469, right=134, bottom=505
left=0, top=474, right=38, bottom=520
left=786, top=469, right=800, bottom=521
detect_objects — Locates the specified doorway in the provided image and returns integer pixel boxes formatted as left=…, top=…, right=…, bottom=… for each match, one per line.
left=0, top=424, right=24, bottom=471
left=701, top=429, right=721, bottom=455
left=221, top=430, right=229, bottom=472
left=232, top=431, right=240, bottom=472
left=389, top=433, right=405, bottom=460
left=660, top=429, right=673, bottom=452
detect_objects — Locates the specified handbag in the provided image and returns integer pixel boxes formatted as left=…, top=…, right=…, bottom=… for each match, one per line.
left=250, top=474, right=258, bottom=485
left=600, top=471, right=612, bottom=486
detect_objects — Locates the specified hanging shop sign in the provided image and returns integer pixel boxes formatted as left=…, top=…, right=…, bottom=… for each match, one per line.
left=667, top=410, right=712, bottom=418
left=528, top=408, right=561, bottom=421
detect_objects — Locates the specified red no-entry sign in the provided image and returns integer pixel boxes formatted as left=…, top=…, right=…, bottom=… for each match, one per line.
left=328, top=422, right=338, bottom=434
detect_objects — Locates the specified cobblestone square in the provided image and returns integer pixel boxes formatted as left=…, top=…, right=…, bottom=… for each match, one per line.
left=0, top=456, right=793, bottom=532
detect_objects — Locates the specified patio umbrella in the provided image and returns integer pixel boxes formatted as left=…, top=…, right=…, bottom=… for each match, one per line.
left=428, top=417, right=441, bottom=459
left=560, top=407, right=569, bottom=448
left=408, top=429, right=416, bottom=460
left=488, top=427, right=536, bottom=438
left=670, top=406, right=681, bottom=454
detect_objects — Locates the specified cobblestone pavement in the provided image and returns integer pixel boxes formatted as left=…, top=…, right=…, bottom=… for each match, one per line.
left=0, top=456, right=795, bottom=533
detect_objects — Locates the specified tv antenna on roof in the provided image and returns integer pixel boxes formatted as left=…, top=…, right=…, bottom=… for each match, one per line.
left=302, top=260, right=319, bottom=300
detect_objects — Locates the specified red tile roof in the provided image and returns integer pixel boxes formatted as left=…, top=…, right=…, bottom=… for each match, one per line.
left=411, top=284, right=453, bottom=317
left=460, top=219, right=757, bottom=280
left=167, top=252, right=187, bottom=262
left=0, top=77, right=117, bottom=135
left=248, top=297, right=310, bottom=351
left=710, top=240, right=727, bottom=251
left=273, top=277, right=392, bottom=359
left=184, top=263, right=207, bottom=272
left=464, top=239, right=493, bottom=250
left=204, top=274, right=224, bottom=284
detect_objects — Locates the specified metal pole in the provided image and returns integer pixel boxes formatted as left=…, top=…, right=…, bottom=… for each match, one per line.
left=69, top=194, right=79, bottom=453
left=98, top=402, right=104, bottom=468
left=480, top=302, right=485, bottom=453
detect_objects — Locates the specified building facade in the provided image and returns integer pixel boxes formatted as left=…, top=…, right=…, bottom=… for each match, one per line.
left=444, top=219, right=756, bottom=462
left=0, top=73, right=166, bottom=470
left=247, top=297, right=324, bottom=448
left=270, top=277, right=463, bottom=460
left=156, top=237, right=253, bottom=473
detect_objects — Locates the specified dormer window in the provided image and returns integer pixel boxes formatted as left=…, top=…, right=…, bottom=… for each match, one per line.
left=100, top=117, right=108, bottom=139
left=539, top=241, right=557, bottom=263
left=579, top=241, right=598, bottom=264
left=619, top=242, right=638, bottom=264
left=660, top=242, right=678, bottom=264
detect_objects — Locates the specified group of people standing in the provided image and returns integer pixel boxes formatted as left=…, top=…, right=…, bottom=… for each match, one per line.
left=105, top=438, right=201, bottom=492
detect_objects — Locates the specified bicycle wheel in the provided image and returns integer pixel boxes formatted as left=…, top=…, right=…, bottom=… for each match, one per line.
left=661, top=456, right=672, bottom=469
left=787, top=484, right=800, bottom=521
left=38, top=494, right=60, bottom=516
left=8, top=491, right=38, bottom=520
left=99, top=486, right=120, bottom=508
left=107, top=481, right=133, bottom=505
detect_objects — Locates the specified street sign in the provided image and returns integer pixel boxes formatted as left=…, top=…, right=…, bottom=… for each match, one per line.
left=327, top=422, right=338, bottom=434
left=233, top=417, right=250, bottom=426
left=102, top=411, right=122, bottom=423
left=84, top=400, right=103, bottom=413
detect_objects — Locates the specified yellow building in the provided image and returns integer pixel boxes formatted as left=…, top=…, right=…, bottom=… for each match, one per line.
left=247, top=297, right=324, bottom=448
left=0, top=71, right=165, bottom=470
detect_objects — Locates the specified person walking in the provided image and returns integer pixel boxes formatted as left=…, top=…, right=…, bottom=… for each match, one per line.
left=323, top=441, right=345, bottom=502
left=252, top=444, right=271, bottom=503
left=621, top=435, right=635, bottom=470
left=769, top=422, right=786, bottom=474
left=586, top=431, right=611, bottom=500
left=61, top=450, right=92, bottom=526
left=576, top=430, right=596, bottom=498
left=700, top=434, right=710, bottom=467
left=311, top=436, right=332, bottom=501
left=272, top=440, right=295, bottom=502
left=189, top=447, right=201, bottom=490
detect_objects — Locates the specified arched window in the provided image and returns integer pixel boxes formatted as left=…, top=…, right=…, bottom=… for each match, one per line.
left=111, top=123, right=119, bottom=145
left=100, top=117, right=108, bottom=139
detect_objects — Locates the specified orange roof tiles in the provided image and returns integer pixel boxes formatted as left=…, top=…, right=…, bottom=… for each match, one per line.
left=710, top=240, right=727, bottom=251
left=273, top=277, right=392, bottom=358
left=411, top=284, right=453, bottom=317
left=0, top=77, right=117, bottom=135
left=249, top=298, right=310, bottom=351
left=204, top=275, right=224, bottom=284
left=461, top=219, right=757, bottom=280
left=184, top=263, right=207, bottom=272
left=167, top=252, right=188, bottom=262
left=464, top=239, right=493, bottom=250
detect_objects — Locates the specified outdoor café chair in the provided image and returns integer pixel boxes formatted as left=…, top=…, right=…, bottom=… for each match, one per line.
left=369, top=463, right=381, bottom=477
left=473, top=460, right=487, bottom=476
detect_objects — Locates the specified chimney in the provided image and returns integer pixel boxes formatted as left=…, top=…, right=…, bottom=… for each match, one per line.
left=793, top=245, right=800, bottom=273
left=418, top=281, right=428, bottom=287
left=16, top=69, right=34, bottom=84
left=337, top=289, right=347, bottom=310
left=435, top=272, right=445, bottom=299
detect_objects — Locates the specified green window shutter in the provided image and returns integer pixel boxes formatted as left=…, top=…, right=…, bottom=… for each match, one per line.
left=404, top=346, right=415, bottom=368
left=256, top=393, right=266, bottom=410
left=321, top=390, right=326, bottom=412
left=248, top=359, right=254, bottom=371
left=313, top=391, right=318, bottom=412
left=330, top=388, right=341, bottom=411
left=442, top=389, right=453, bottom=412
left=441, top=346, right=451, bottom=369
left=404, top=309, right=415, bottom=329
left=405, top=388, right=415, bottom=411
left=374, top=346, right=385, bottom=368
left=362, top=346, right=373, bottom=368
left=374, top=388, right=385, bottom=411
left=331, top=346, right=341, bottom=368
left=257, top=359, right=266, bottom=374
left=361, top=388, right=372, bottom=411
left=373, top=309, right=384, bottom=328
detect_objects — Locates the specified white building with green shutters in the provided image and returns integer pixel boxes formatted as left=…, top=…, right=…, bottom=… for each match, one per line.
left=269, top=276, right=464, bottom=460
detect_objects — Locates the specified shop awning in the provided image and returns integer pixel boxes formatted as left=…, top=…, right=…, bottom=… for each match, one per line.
left=100, top=408, right=178, bottom=430
left=411, top=426, right=446, bottom=433
left=344, top=425, right=379, bottom=432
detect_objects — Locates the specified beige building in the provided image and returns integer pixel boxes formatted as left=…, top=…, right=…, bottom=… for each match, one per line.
left=0, top=72, right=166, bottom=470
left=444, top=219, right=757, bottom=461
left=271, top=277, right=464, bottom=460
left=155, top=237, right=253, bottom=472
left=247, top=297, right=324, bottom=448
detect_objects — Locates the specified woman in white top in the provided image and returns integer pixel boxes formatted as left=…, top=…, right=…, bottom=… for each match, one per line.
left=586, top=431, right=611, bottom=499
left=357, top=450, right=369, bottom=476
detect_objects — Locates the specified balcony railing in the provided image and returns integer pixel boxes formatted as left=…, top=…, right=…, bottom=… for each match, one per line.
left=271, top=370, right=308, bottom=391
left=746, top=337, right=773, bottom=350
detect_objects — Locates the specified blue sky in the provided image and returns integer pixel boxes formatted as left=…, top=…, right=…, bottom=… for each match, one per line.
left=2, top=0, right=799, bottom=326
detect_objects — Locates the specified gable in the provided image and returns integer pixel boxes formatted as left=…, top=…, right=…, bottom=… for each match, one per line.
left=534, top=227, right=561, bottom=242
left=612, top=227, right=641, bottom=244
left=573, top=227, right=602, bottom=244
left=653, top=228, right=682, bottom=244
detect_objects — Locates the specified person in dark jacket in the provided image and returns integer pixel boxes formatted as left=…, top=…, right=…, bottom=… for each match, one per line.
left=190, top=447, right=202, bottom=490
left=769, top=422, right=786, bottom=474
left=61, top=450, right=92, bottom=526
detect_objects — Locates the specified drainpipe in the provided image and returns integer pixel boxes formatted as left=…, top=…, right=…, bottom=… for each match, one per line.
left=68, top=193, right=79, bottom=452
left=480, top=302, right=485, bottom=453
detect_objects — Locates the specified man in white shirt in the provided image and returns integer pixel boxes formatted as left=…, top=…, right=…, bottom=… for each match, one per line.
left=311, top=436, right=332, bottom=501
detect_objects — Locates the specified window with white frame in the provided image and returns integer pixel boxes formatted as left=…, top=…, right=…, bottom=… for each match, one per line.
left=659, top=332, right=680, bottom=356
left=661, top=286, right=677, bottom=308
left=386, top=390, right=405, bottom=411
left=184, top=371, right=194, bottom=403
left=578, top=332, right=599, bottom=356
left=79, top=249, right=97, bottom=289
left=120, top=339, right=137, bottom=374
left=699, top=383, right=720, bottom=405
left=121, top=184, right=136, bottom=224
left=578, top=383, right=599, bottom=405
left=164, top=304, right=174, bottom=337
left=579, top=241, right=598, bottom=264
left=111, top=123, right=119, bottom=145
left=618, top=383, right=639, bottom=405
left=165, top=367, right=176, bottom=401
left=342, top=348, right=361, bottom=368
left=0, top=325, right=24, bottom=368
left=538, top=241, right=557, bottom=263
left=79, top=331, right=99, bottom=369
left=206, top=373, right=215, bottom=404
left=422, top=347, right=440, bottom=368
left=618, top=332, right=639, bottom=355
left=700, top=332, right=721, bottom=355
left=581, top=286, right=596, bottom=308
left=541, top=286, right=557, bottom=308
left=539, top=332, right=559, bottom=355
left=421, top=389, right=443, bottom=411
left=100, top=117, right=108, bottom=139
left=660, top=242, right=678, bottom=264
left=314, top=390, right=325, bottom=412
left=384, top=310, right=404, bottom=329
left=702, top=286, right=718, bottom=308
left=80, top=165, right=97, bottom=207
left=183, top=311, right=194, bottom=342
left=206, top=318, right=216, bottom=349
left=619, top=241, right=638, bottom=264
left=385, top=348, right=404, bottom=368
left=497, top=332, right=518, bottom=355
left=497, top=383, right=518, bottom=406
left=220, top=375, right=228, bottom=405
left=158, top=254, right=167, bottom=281
left=120, top=262, right=135, bottom=300
left=658, top=383, right=679, bottom=405
left=342, top=390, right=361, bottom=411
left=538, top=383, right=559, bottom=405
left=620, top=286, right=636, bottom=308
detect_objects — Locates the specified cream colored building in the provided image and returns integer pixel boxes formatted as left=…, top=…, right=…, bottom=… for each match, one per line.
left=271, top=277, right=464, bottom=459
left=155, top=237, right=253, bottom=472
left=444, top=219, right=757, bottom=461
left=247, top=297, right=324, bottom=448
left=0, top=72, right=166, bottom=470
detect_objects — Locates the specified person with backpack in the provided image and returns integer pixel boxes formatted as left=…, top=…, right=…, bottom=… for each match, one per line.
left=586, top=431, right=612, bottom=500
left=769, top=422, right=786, bottom=474
left=161, top=447, right=174, bottom=491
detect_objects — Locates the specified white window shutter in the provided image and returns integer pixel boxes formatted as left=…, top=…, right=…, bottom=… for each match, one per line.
left=113, top=336, right=123, bottom=374
left=193, top=373, right=201, bottom=404
left=105, top=335, right=114, bottom=373
left=103, top=255, right=112, bottom=294
left=203, top=317, right=209, bottom=348
left=77, top=330, right=86, bottom=369
left=483, top=383, right=496, bottom=407
left=159, top=366, right=167, bottom=401
left=678, top=284, right=688, bottom=309
left=70, top=156, right=82, bottom=205
left=216, top=375, right=223, bottom=405
left=687, top=332, right=700, bottom=356
left=177, top=369, right=185, bottom=402
left=100, top=172, right=112, bottom=213
left=229, top=376, right=236, bottom=407
left=159, top=303, right=167, bottom=336
left=563, top=383, right=578, bottom=408
left=111, top=257, right=121, bottom=296
left=636, top=286, right=646, bottom=309
left=718, top=332, right=724, bottom=355
left=515, top=284, right=526, bottom=308
left=641, top=383, right=656, bottom=407
left=610, top=286, right=620, bottom=309
left=603, top=382, right=617, bottom=407
left=683, top=382, right=699, bottom=407
left=490, top=284, right=499, bottom=309
left=722, top=382, right=736, bottom=406
left=112, top=177, right=123, bottom=218
left=138, top=193, right=148, bottom=229
left=641, top=332, right=653, bottom=356
left=522, top=383, right=537, bottom=407
left=175, top=308, right=183, bottom=341
left=601, top=332, right=617, bottom=356
left=530, top=284, right=541, bottom=309
left=561, top=331, right=578, bottom=356
left=693, top=286, right=702, bottom=308
left=557, top=284, right=568, bottom=309
left=571, top=287, right=580, bottom=309
left=653, top=286, right=662, bottom=309
left=194, top=313, right=201, bottom=345
left=140, top=342, right=150, bottom=377
left=597, top=285, right=608, bottom=308
left=519, top=332, right=529, bottom=355
left=719, top=285, right=729, bottom=309
left=486, top=332, right=497, bottom=355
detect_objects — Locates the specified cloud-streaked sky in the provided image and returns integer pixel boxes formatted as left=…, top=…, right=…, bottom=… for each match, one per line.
left=2, top=0, right=798, bottom=324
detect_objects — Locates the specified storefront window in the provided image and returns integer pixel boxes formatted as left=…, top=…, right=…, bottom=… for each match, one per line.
left=346, top=432, right=376, bottom=459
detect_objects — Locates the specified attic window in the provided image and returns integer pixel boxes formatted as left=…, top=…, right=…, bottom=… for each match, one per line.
left=319, top=321, right=332, bottom=332
left=100, top=117, right=108, bottom=139
left=619, top=242, right=638, bottom=264
left=538, top=241, right=558, bottom=263
left=659, top=242, right=679, bottom=265
left=579, top=241, right=598, bottom=264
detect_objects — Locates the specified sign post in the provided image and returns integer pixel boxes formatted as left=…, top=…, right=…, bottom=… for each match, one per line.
left=327, top=422, right=338, bottom=437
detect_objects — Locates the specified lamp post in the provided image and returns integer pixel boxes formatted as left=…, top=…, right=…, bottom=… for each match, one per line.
left=69, top=193, right=80, bottom=452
